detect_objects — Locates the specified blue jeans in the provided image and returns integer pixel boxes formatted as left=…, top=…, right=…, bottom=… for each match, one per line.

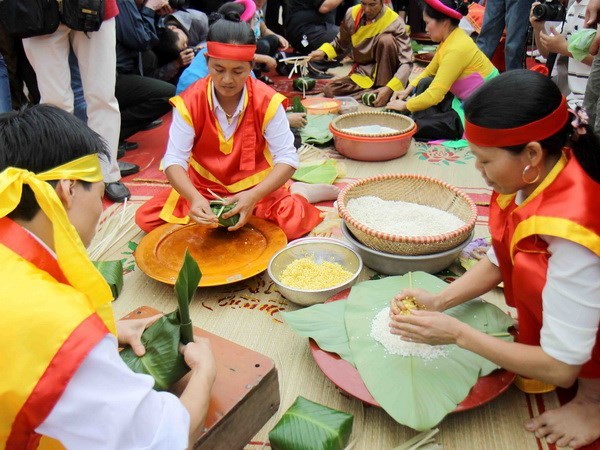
left=0, top=53, right=11, bottom=113
left=69, top=49, right=88, bottom=122
left=476, top=0, right=533, bottom=71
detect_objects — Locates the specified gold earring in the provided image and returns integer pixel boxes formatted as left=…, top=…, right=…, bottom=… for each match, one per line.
left=522, top=164, right=541, bottom=184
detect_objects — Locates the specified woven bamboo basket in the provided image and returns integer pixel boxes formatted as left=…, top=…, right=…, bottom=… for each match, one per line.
left=337, top=174, right=477, bottom=256
left=330, top=111, right=415, bottom=137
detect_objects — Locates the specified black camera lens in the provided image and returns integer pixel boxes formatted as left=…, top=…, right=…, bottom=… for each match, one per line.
left=532, top=1, right=566, bottom=21
left=168, top=0, right=187, bottom=9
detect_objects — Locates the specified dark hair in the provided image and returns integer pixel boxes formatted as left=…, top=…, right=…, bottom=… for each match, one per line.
left=207, top=5, right=255, bottom=45
left=0, top=105, right=109, bottom=220
left=421, top=0, right=467, bottom=26
left=156, top=26, right=186, bottom=65
left=464, top=70, right=600, bottom=182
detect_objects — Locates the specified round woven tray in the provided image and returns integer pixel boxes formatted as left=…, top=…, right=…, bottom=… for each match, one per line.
left=330, top=111, right=415, bottom=138
left=337, top=174, right=477, bottom=256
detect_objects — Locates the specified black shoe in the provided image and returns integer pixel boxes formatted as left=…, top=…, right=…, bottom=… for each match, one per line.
left=118, top=161, right=140, bottom=177
left=142, top=119, right=163, bottom=131
left=306, top=64, right=334, bottom=79
left=117, top=140, right=139, bottom=159
left=105, top=181, right=131, bottom=203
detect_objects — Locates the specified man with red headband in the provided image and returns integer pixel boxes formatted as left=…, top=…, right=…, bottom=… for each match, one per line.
left=136, top=13, right=339, bottom=239
left=308, top=0, right=413, bottom=106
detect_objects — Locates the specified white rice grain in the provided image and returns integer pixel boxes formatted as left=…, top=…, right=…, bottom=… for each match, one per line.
left=347, top=196, right=464, bottom=236
left=371, top=307, right=449, bottom=359
left=342, top=125, right=399, bottom=135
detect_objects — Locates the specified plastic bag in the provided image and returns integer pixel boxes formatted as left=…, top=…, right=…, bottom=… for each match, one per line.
left=568, top=28, right=597, bottom=61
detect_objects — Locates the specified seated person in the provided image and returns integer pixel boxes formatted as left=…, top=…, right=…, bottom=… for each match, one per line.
left=155, top=8, right=210, bottom=83
left=285, top=0, right=344, bottom=55
left=309, top=0, right=413, bottom=107
left=530, top=0, right=591, bottom=108
left=115, top=0, right=176, bottom=143
left=0, top=105, right=216, bottom=448
left=135, top=11, right=338, bottom=240
left=386, top=0, right=498, bottom=141
left=250, top=0, right=290, bottom=83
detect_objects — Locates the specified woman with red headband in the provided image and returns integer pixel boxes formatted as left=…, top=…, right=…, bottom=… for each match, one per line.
left=135, top=11, right=338, bottom=239
left=386, top=0, right=497, bottom=141
left=390, top=70, right=600, bottom=449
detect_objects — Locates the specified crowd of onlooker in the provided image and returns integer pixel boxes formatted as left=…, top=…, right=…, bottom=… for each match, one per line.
left=0, top=0, right=597, bottom=202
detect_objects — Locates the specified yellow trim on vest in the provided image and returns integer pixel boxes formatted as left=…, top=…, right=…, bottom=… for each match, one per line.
left=158, top=189, right=190, bottom=225
left=351, top=6, right=398, bottom=47
left=38, top=436, right=65, bottom=449
left=188, top=156, right=271, bottom=193
left=263, top=93, right=286, bottom=133
left=170, top=96, right=193, bottom=127
left=319, top=42, right=337, bottom=60
left=386, top=77, right=404, bottom=91
left=510, top=216, right=600, bottom=262
left=496, top=193, right=516, bottom=210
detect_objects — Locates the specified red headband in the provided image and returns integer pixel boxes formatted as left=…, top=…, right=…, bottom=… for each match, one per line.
left=206, top=42, right=256, bottom=61
left=423, top=0, right=463, bottom=20
left=465, top=96, right=569, bottom=148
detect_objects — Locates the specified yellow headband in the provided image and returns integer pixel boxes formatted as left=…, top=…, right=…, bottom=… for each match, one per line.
left=0, top=154, right=116, bottom=334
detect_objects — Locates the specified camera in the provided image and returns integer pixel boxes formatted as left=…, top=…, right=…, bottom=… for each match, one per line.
left=168, top=0, right=187, bottom=9
left=532, top=0, right=566, bottom=22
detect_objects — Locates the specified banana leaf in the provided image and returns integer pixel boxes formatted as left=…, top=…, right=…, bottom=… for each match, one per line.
left=209, top=201, right=240, bottom=228
left=292, top=159, right=339, bottom=185
left=282, top=272, right=514, bottom=430
left=291, top=96, right=306, bottom=113
left=268, top=396, right=353, bottom=450
left=92, top=259, right=123, bottom=299
left=299, top=114, right=335, bottom=145
left=120, top=250, right=202, bottom=390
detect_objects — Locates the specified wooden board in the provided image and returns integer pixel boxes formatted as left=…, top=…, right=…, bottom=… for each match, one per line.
left=122, top=306, right=280, bottom=449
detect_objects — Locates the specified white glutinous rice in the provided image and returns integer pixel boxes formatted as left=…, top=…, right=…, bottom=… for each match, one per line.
left=342, top=125, right=399, bottom=135
left=347, top=196, right=464, bottom=236
left=371, top=307, right=449, bottom=359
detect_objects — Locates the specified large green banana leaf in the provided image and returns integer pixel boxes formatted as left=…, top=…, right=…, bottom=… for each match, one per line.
left=268, top=396, right=353, bottom=450
left=282, top=272, right=514, bottom=430
left=121, top=250, right=201, bottom=390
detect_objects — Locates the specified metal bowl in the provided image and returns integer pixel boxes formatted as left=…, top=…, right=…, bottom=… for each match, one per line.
left=341, top=222, right=473, bottom=275
left=267, top=238, right=363, bottom=306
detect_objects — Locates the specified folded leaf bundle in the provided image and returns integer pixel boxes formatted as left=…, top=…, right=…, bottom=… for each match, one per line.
left=209, top=201, right=240, bottom=228
left=292, top=76, right=316, bottom=92
left=268, top=396, right=353, bottom=450
left=120, top=250, right=201, bottom=390
left=362, top=92, right=376, bottom=107
left=92, top=259, right=123, bottom=299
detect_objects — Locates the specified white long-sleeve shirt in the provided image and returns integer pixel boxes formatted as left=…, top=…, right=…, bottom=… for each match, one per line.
left=162, top=84, right=299, bottom=171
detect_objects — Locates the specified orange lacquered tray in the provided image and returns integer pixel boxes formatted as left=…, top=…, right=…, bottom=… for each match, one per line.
left=135, top=218, right=287, bottom=286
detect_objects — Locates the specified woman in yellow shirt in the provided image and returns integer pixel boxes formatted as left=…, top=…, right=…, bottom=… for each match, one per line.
left=386, top=0, right=497, bottom=141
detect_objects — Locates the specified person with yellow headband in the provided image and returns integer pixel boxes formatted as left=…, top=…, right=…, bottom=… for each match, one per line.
left=389, top=70, right=600, bottom=449
left=308, top=0, right=413, bottom=107
left=0, top=105, right=216, bottom=449
left=386, top=0, right=497, bottom=141
left=135, top=10, right=339, bottom=239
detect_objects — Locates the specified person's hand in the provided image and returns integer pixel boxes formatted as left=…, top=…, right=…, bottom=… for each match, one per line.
left=539, top=27, right=568, bottom=55
left=178, top=48, right=195, bottom=68
left=529, top=2, right=543, bottom=27
left=117, top=314, right=164, bottom=356
left=287, top=112, right=307, bottom=128
left=188, top=195, right=219, bottom=228
left=373, top=86, right=394, bottom=107
left=386, top=99, right=408, bottom=112
left=388, top=309, right=465, bottom=345
left=180, top=336, right=217, bottom=383
left=156, top=4, right=174, bottom=15
left=277, top=35, right=290, bottom=50
left=308, top=49, right=326, bottom=61
left=390, top=88, right=411, bottom=101
left=220, top=189, right=261, bottom=231
left=145, top=0, right=169, bottom=11
left=585, top=0, right=600, bottom=53
left=264, top=55, right=277, bottom=71
left=390, top=288, right=443, bottom=316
